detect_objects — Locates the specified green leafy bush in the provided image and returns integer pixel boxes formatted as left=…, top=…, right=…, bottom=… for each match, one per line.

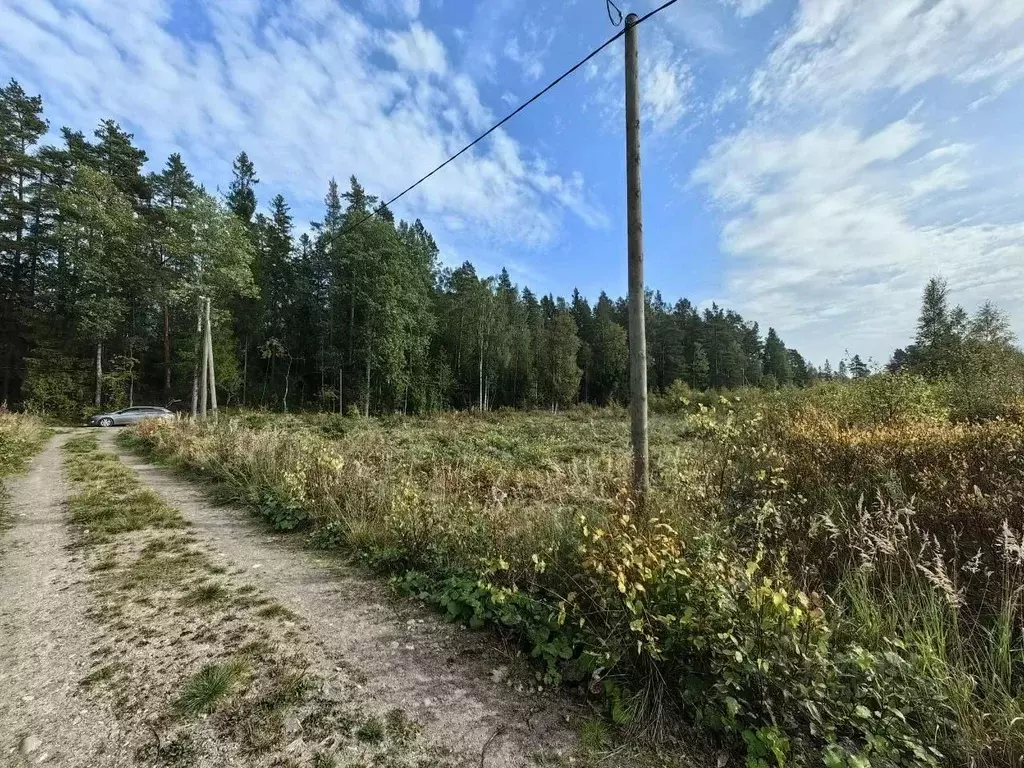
left=0, top=411, right=47, bottom=477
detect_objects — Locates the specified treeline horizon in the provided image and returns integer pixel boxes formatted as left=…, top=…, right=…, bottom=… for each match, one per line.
left=2, top=79, right=847, bottom=417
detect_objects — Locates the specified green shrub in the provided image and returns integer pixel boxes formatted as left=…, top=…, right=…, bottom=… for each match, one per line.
left=0, top=411, right=48, bottom=477
left=803, top=374, right=948, bottom=427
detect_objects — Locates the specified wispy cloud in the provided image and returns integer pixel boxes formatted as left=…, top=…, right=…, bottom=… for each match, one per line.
left=584, top=28, right=695, bottom=134
left=0, top=0, right=605, bottom=249
left=750, top=0, right=1024, bottom=107
left=693, top=0, right=1024, bottom=363
left=718, top=0, right=773, bottom=19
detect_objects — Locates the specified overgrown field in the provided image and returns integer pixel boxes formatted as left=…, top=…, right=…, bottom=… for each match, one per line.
left=125, top=375, right=1024, bottom=767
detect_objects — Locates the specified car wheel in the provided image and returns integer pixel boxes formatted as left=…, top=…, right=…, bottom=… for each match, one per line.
left=99, top=417, right=114, bottom=428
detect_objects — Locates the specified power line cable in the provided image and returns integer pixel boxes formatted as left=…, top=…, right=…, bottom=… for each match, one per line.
left=606, top=0, right=624, bottom=26
left=326, top=0, right=681, bottom=245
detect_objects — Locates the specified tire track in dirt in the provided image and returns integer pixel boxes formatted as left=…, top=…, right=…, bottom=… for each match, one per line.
left=101, top=429, right=585, bottom=767
left=0, top=433, right=128, bottom=767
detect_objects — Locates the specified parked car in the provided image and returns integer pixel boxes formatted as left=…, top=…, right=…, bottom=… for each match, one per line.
left=88, top=406, right=175, bottom=427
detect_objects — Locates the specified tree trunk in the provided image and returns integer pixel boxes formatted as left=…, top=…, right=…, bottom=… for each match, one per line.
left=163, top=303, right=172, bottom=396
left=364, top=336, right=371, bottom=418
left=94, top=341, right=103, bottom=408
left=242, top=338, right=248, bottom=406
left=29, top=169, right=45, bottom=301
left=348, top=303, right=355, bottom=365
left=128, top=338, right=135, bottom=407
left=338, top=367, right=343, bottom=415
left=320, top=341, right=326, bottom=409
left=1, top=305, right=12, bottom=405
left=478, top=333, right=484, bottom=411
left=283, top=356, right=291, bottom=412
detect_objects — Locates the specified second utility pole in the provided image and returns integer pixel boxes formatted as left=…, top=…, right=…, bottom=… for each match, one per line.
left=625, top=12, right=650, bottom=512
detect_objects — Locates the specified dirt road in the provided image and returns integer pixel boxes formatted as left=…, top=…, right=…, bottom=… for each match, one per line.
left=0, top=434, right=129, bottom=767
left=0, top=431, right=596, bottom=766
left=98, top=429, right=579, bottom=766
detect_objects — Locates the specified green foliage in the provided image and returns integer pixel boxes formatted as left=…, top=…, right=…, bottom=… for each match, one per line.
left=62, top=434, right=185, bottom=542
left=178, top=661, right=247, bottom=716
left=22, top=352, right=91, bottom=419
left=0, top=411, right=47, bottom=477
left=805, top=373, right=948, bottom=427
left=128, top=393, right=1024, bottom=766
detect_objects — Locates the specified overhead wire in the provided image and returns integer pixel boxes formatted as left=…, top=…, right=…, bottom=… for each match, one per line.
left=606, top=0, right=624, bottom=26
left=324, top=0, right=682, bottom=245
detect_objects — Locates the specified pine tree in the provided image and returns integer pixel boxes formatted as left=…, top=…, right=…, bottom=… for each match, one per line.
left=0, top=80, right=48, bottom=403
left=914, top=277, right=965, bottom=376
left=151, top=153, right=198, bottom=395
left=849, top=354, right=870, bottom=378
left=226, top=152, right=259, bottom=226
left=58, top=167, right=137, bottom=406
left=691, top=342, right=710, bottom=390
left=548, top=309, right=582, bottom=409
left=590, top=293, right=628, bottom=405
left=762, top=327, right=791, bottom=386
left=787, top=348, right=810, bottom=386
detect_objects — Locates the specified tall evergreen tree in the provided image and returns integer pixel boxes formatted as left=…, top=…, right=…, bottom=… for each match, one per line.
left=762, top=327, right=791, bottom=386
left=0, top=80, right=47, bottom=403
left=913, top=277, right=965, bottom=376
left=226, top=151, right=259, bottom=226
left=547, top=309, right=582, bottom=409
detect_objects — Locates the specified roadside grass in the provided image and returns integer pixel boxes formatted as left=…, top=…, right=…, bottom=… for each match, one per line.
left=0, top=412, right=49, bottom=531
left=182, top=581, right=229, bottom=606
left=178, top=660, right=248, bottom=716
left=0, top=412, right=49, bottom=476
left=63, top=434, right=185, bottom=543
left=122, top=401, right=1024, bottom=768
left=256, top=602, right=298, bottom=621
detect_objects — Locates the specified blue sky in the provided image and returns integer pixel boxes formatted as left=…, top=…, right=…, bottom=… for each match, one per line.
left=2, top=0, right=1023, bottom=365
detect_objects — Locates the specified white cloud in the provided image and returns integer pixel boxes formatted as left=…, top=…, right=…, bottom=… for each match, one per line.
left=382, top=23, right=447, bottom=75
left=694, top=0, right=1024, bottom=363
left=652, top=0, right=731, bottom=55
left=0, top=0, right=604, bottom=249
left=503, top=36, right=544, bottom=81
left=718, top=0, right=773, bottom=18
left=711, top=84, right=740, bottom=115
left=586, top=31, right=694, bottom=134
left=750, top=0, right=1024, bottom=107
left=695, top=120, right=1024, bottom=361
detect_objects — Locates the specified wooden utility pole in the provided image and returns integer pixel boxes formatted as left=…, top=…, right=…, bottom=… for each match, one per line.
left=191, top=295, right=203, bottom=417
left=205, top=297, right=218, bottom=417
left=199, top=297, right=209, bottom=419
left=625, top=12, right=650, bottom=509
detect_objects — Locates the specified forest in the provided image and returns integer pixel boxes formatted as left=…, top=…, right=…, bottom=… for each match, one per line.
left=0, top=78, right=826, bottom=418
